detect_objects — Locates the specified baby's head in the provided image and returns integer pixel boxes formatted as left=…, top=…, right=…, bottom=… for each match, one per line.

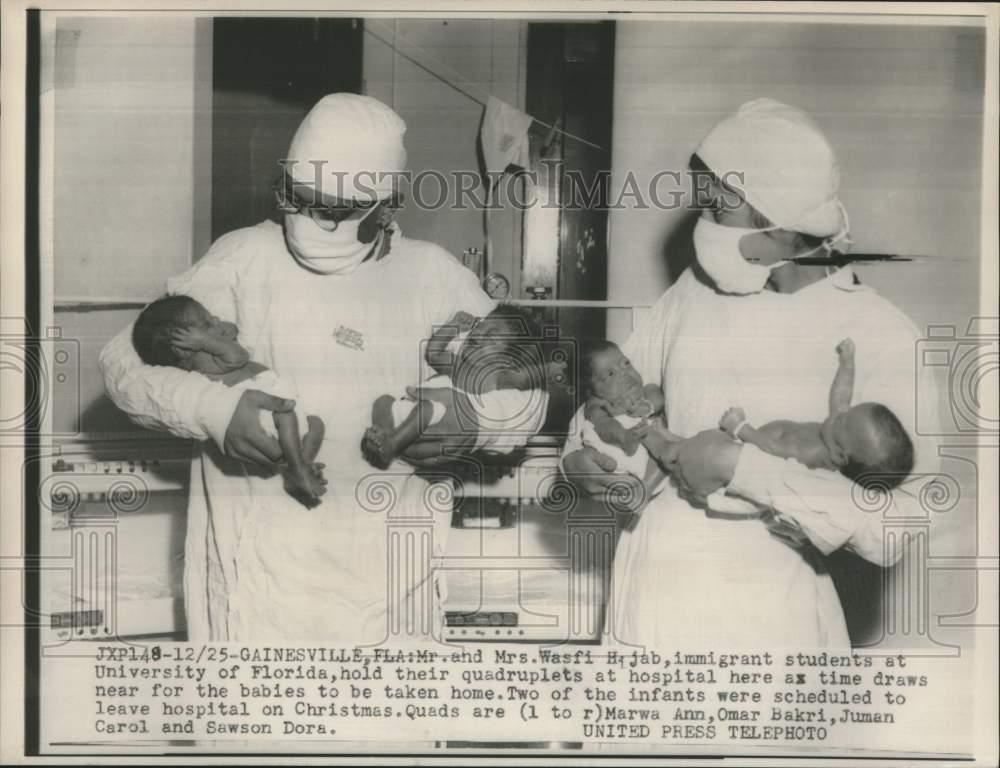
left=456, top=304, right=558, bottom=391
left=581, top=340, right=645, bottom=411
left=132, top=295, right=239, bottom=370
left=826, top=402, right=914, bottom=490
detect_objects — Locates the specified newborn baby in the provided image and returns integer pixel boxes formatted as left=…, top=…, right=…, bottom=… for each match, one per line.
left=719, top=338, right=914, bottom=489
left=132, top=295, right=327, bottom=505
left=581, top=340, right=665, bottom=480
left=361, top=304, right=556, bottom=469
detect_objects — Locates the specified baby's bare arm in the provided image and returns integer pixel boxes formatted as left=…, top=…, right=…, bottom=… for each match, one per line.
left=642, top=384, right=665, bottom=415
left=172, top=327, right=248, bottom=372
left=425, top=311, right=477, bottom=375
left=586, top=401, right=636, bottom=449
left=734, top=424, right=794, bottom=457
left=829, top=338, right=856, bottom=415
left=739, top=422, right=832, bottom=467
left=203, top=336, right=250, bottom=369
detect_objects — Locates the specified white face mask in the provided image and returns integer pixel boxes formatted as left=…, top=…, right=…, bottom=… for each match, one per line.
left=693, top=209, right=851, bottom=296
left=284, top=207, right=381, bottom=276
left=693, top=216, right=787, bottom=295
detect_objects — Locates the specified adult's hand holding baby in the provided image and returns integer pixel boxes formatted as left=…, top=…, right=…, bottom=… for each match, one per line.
left=562, top=447, right=647, bottom=514
left=224, top=390, right=297, bottom=468
left=658, top=429, right=742, bottom=502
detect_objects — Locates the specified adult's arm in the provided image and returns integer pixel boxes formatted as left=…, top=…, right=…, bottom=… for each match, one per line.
left=99, top=228, right=278, bottom=454
left=726, top=318, right=942, bottom=566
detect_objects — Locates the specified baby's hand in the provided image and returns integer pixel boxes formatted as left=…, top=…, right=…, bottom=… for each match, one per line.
left=719, top=407, right=747, bottom=437
left=628, top=399, right=654, bottom=419
left=171, top=326, right=207, bottom=353
left=450, top=311, right=479, bottom=331
left=620, top=426, right=644, bottom=456
left=836, top=338, right=855, bottom=359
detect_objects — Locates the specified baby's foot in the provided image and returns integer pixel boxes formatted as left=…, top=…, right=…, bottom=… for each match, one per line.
left=284, top=461, right=328, bottom=506
left=836, top=338, right=856, bottom=361
left=719, top=407, right=747, bottom=437
left=362, top=425, right=398, bottom=470
left=363, top=395, right=400, bottom=469
left=371, top=394, right=397, bottom=430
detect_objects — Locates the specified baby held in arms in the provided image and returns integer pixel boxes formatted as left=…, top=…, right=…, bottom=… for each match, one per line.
left=580, top=340, right=666, bottom=483
left=720, top=338, right=914, bottom=489
left=362, top=304, right=558, bottom=469
left=132, top=296, right=327, bottom=505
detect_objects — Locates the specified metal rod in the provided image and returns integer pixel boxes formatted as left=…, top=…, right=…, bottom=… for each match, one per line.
left=506, top=299, right=651, bottom=309
left=55, top=297, right=151, bottom=311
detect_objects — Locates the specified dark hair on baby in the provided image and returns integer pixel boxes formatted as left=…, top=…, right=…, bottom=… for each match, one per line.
left=579, top=339, right=622, bottom=395
left=466, top=303, right=549, bottom=390
left=132, top=295, right=200, bottom=367
left=840, top=404, right=915, bottom=491
left=484, top=302, right=542, bottom=337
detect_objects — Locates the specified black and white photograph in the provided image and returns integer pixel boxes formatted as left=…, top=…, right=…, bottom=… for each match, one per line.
left=0, top=1, right=997, bottom=764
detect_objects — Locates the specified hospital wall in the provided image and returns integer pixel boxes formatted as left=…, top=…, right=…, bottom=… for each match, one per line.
left=362, top=19, right=527, bottom=294
left=606, top=20, right=984, bottom=338
left=49, top=16, right=213, bottom=436
left=606, top=19, right=987, bottom=649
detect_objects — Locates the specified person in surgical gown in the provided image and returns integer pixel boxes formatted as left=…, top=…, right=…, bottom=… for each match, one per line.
left=562, top=99, right=941, bottom=649
left=101, top=94, right=495, bottom=643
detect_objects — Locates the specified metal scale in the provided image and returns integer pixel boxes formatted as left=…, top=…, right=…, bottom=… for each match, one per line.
left=41, top=435, right=614, bottom=645
left=42, top=439, right=192, bottom=643
left=439, top=436, right=614, bottom=643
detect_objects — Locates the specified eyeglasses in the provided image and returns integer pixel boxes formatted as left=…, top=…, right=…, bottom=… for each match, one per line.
left=273, top=181, right=402, bottom=229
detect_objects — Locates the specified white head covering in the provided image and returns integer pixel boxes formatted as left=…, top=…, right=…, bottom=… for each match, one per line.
left=696, top=98, right=846, bottom=238
left=286, top=93, right=407, bottom=202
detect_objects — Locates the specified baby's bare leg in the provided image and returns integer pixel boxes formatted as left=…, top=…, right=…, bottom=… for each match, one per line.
left=302, top=415, right=325, bottom=463
left=830, top=338, right=856, bottom=416
left=274, top=411, right=328, bottom=505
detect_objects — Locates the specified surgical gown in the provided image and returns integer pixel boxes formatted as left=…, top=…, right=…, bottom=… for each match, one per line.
left=101, top=222, right=495, bottom=642
left=565, top=266, right=940, bottom=649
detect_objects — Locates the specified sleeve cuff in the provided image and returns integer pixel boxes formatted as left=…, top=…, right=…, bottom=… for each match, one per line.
left=727, top=442, right=782, bottom=502
left=197, top=385, right=243, bottom=453
left=729, top=443, right=853, bottom=555
left=558, top=406, right=587, bottom=476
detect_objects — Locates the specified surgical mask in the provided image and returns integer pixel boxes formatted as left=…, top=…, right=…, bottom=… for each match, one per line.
left=694, top=216, right=787, bottom=295
left=694, top=205, right=851, bottom=295
left=284, top=206, right=381, bottom=275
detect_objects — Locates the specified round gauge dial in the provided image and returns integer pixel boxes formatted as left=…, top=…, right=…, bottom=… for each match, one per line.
left=483, top=272, right=511, bottom=300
